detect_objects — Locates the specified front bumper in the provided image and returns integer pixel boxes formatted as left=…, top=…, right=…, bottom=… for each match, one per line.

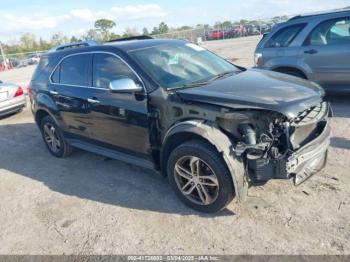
left=287, top=120, right=331, bottom=185
left=246, top=103, right=331, bottom=185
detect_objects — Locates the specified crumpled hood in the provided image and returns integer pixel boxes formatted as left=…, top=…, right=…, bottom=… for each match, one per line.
left=176, top=69, right=324, bottom=119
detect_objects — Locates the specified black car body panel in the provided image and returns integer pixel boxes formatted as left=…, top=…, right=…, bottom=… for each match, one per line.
left=30, top=39, right=331, bottom=204
left=177, top=69, right=324, bottom=119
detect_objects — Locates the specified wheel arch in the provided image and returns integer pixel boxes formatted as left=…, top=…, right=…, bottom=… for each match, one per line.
left=272, top=66, right=308, bottom=79
left=160, top=120, right=248, bottom=202
left=35, top=109, right=51, bottom=126
left=34, top=92, right=60, bottom=127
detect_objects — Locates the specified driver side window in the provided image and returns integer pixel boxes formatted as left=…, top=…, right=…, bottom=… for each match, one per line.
left=306, top=17, right=350, bottom=46
left=92, top=53, right=139, bottom=89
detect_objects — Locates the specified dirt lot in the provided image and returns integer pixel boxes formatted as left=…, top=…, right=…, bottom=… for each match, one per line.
left=0, top=36, right=349, bottom=255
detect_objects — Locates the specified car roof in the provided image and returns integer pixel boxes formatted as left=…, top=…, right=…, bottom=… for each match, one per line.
left=44, top=38, right=187, bottom=59
left=103, top=38, right=186, bottom=52
left=289, top=8, right=350, bottom=21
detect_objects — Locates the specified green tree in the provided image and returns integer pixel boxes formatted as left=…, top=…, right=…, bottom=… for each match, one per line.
left=222, top=21, right=233, bottom=29
left=214, top=21, right=222, bottom=29
left=109, top=32, right=120, bottom=40
left=179, top=25, right=193, bottom=31
left=142, top=27, right=150, bottom=35
left=51, top=33, right=66, bottom=46
left=20, top=33, right=37, bottom=51
left=151, top=27, right=159, bottom=35
left=239, top=19, right=249, bottom=25
left=83, top=29, right=101, bottom=41
left=70, top=36, right=79, bottom=43
left=94, top=19, right=116, bottom=33
left=123, top=27, right=138, bottom=37
left=158, top=22, right=169, bottom=34
left=39, top=38, right=51, bottom=50
left=94, top=19, right=116, bottom=41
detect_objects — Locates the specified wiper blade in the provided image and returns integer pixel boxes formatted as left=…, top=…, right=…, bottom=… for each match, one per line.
left=209, top=71, right=236, bottom=81
left=181, top=81, right=211, bottom=88
left=168, top=71, right=236, bottom=90
left=168, top=80, right=211, bottom=90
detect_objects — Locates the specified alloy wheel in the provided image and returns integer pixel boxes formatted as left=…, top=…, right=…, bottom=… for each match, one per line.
left=174, top=156, right=219, bottom=205
left=43, top=123, right=61, bottom=153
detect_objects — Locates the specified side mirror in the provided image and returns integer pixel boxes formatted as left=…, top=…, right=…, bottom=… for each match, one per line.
left=109, top=78, right=143, bottom=93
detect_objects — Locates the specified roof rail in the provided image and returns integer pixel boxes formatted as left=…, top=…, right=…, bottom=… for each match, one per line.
left=289, top=8, right=350, bottom=21
left=107, top=35, right=153, bottom=42
left=48, top=40, right=99, bottom=53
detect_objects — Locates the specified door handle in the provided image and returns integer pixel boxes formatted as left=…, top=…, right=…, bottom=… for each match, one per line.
left=50, top=90, right=59, bottom=95
left=87, top=98, right=100, bottom=104
left=304, top=49, right=318, bottom=55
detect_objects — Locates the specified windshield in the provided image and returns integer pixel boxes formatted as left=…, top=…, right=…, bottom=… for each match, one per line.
left=129, top=42, right=240, bottom=89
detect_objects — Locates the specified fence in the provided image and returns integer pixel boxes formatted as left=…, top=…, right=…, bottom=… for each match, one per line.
left=0, top=14, right=295, bottom=71
left=0, top=49, right=46, bottom=71
left=153, top=15, right=291, bottom=43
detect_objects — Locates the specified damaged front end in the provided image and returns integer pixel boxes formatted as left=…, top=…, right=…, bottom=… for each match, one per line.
left=218, top=102, right=331, bottom=186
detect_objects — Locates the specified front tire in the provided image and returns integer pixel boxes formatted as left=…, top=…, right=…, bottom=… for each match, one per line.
left=40, top=116, right=73, bottom=158
left=167, top=140, right=235, bottom=213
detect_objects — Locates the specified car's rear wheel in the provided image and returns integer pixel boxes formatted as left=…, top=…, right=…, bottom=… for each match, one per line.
left=40, top=116, right=73, bottom=158
left=167, top=140, right=235, bottom=213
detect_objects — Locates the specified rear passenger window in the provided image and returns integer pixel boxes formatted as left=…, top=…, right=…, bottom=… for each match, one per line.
left=305, top=17, right=350, bottom=46
left=266, top=24, right=305, bottom=48
left=58, top=54, right=90, bottom=86
left=92, top=53, right=139, bottom=89
left=51, top=65, right=60, bottom=83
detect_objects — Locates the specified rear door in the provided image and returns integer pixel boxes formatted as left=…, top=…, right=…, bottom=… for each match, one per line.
left=260, top=23, right=306, bottom=69
left=298, top=16, right=350, bottom=91
left=49, top=53, right=93, bottom=138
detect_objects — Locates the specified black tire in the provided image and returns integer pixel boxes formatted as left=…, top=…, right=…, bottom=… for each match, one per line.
left=40, top=115, right=73, bottom=158
left=167, top=140, right=235, bottom=213
left=277, top=70, right=306, bottom=79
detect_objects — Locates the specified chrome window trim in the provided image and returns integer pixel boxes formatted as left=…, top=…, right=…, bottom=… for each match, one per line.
left=49, top=51, right=146, bottom=93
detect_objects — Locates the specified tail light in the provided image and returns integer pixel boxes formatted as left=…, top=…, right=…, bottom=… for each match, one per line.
left=14, top=86, right=24, bottom=97
left=254, top=53, right=263, bottom=67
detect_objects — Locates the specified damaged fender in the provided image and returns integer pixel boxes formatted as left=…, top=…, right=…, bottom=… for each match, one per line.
left=161, top=120, right=248, bottom=202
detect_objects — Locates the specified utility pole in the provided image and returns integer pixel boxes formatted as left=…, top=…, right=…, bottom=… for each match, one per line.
left=0, top=42, right=8, bottom=70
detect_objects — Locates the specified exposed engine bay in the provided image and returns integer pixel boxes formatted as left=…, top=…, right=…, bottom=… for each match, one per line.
left=217, top=102, right=330, bottom=184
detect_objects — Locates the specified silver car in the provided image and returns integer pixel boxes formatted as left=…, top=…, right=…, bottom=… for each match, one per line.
left=0, top=80, right=26, bottom=117
left=255, top=9, right=350, bottom=92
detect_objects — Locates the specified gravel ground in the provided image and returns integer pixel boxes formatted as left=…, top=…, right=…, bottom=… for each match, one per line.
left=0, top=37, right=349, bottom=255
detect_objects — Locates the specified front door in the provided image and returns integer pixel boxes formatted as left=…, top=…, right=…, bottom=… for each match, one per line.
left=87, top=53, right=150, bottom=156
left=298, top=16, right=350, bottom=91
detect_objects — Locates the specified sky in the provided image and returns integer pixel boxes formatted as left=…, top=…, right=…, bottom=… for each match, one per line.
left=0, top=0, right=349, bottom=42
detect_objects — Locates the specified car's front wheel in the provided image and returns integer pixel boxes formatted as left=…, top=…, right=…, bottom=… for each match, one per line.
left=40, top=115, right=73, bottom=158
left=167, top=140, right=235, bottom=213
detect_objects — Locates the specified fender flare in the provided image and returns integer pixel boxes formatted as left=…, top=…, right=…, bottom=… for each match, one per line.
left=161, top=120, right=248, bottom=202
left=34, top=93, right=61, bottom=126
left=271, top=65, right=309, bottom=79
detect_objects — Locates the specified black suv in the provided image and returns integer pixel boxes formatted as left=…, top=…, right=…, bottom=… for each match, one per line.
left=30, top=38, right=331, bottom=213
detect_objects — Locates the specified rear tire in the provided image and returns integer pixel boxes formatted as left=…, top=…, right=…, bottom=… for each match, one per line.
left=167, top=140, right=235, bottom=213
left=40, top=116, right=73, bottom=158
